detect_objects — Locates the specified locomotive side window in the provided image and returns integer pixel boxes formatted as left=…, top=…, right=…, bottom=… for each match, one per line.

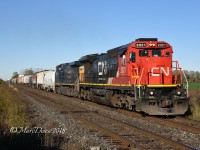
left=165, top=52, right=170, bottom=57
left=122, top=55, right=126, bottom=65
left=139, top=50, right=148, bottom=57
left=130, top=52, right=136, bottom=62
left=152, top=49, right=161, bottom=57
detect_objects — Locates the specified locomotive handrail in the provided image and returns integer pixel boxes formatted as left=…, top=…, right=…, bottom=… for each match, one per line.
left=182, top=70, right=188, bottom=89
left=133, top=68, right=139, bottom=85
left=172, top=60, right=180, bottom=69
left=182, top=70, right=189, bottom=97
left=138, top=68, right=145, bottom=98
left=139, top=68, right=145, bottom=85
left=74, top=77, right=80, bottom=92
left=172, top=60, right=183, bottom=84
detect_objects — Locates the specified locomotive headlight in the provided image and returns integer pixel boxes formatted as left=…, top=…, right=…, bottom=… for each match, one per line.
left=150, top=91, right=154, bottom=96
left=177, top=91, right=181, bottom=96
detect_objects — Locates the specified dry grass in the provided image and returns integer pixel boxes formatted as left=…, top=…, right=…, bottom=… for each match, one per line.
left=0, top=83, right=29, bottom=129
left=0, top=83, right=61, bottom=149
left=188, top=90, right=200, bottom=120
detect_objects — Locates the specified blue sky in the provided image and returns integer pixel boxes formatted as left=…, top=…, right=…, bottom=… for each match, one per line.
left=0, top=0, right=200, bottom=80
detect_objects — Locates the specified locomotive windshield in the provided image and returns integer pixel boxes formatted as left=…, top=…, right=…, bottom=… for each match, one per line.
left=152, top=49, right=161, bottom=57
left=139, top=49, right=165, bottom=57
left=139, top=50, right=148, bottom=56
left=165, top=52, right=170, bottom=57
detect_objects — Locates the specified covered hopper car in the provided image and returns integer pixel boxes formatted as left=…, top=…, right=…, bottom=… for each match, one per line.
left=43, top=70, right=55, bottom=92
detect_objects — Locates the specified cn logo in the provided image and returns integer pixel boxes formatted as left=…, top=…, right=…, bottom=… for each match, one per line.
left=98, top=61, right=107, bottom=75
left=151, top=67, right=170, bottom=76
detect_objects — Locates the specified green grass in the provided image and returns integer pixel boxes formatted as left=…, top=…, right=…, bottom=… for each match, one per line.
left=188, top=83, right=200, bottom=90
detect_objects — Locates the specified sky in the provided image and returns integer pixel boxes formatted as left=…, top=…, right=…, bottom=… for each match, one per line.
left=0, top=0, right=200, bottom=80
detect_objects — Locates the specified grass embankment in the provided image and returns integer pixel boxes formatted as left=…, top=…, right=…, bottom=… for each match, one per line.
left=0, top=82, right=61, bottom=150
left=188, top=90, right=200, bottom=120
left=0, top=83, right=29, bottom=129
left=187, top=83, right=200, bottom=120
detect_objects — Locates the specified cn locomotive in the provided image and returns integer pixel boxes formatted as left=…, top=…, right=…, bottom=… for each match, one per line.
left=55, top=38, right=189, bottom=115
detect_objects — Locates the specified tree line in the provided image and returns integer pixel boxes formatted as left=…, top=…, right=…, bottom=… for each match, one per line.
left=184, top=70, right=200, bottom=83
left=12, top=68, right=43, bottom=79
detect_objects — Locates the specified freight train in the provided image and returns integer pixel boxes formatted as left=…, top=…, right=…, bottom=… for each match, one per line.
left=13, top=70, right=55, bottom=92
left=12, top=38, right=189, bottom=115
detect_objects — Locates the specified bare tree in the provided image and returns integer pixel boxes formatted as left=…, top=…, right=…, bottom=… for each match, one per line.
left=21, top=68, right=34, bottom=75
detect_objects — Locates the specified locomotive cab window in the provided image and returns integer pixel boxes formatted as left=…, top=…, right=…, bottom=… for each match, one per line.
left=165, top=52, right=170, bottom=57
left=122, top=55, right=126, bottom=65
left=139, top=50, right=148, bottom=57
left=152, top=49, right=161, bottom=57
left=130, top=52, right=136, bottom=62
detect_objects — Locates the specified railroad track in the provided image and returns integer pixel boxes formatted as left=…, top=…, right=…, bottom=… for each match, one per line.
left=18, top=86, right=196, bottom=150
left=68, top=94, right=200, bottom=135
left=20, top=88, right=138, bottom=149
left=60, top=93, right=200, bottom=135
left=172, top=116, right=200, bottom=129
left=116, top=110, right=200, bottom=135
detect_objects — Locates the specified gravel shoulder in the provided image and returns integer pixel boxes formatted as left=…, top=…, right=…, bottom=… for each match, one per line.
left=21, top=91, right=117, bottom=150
left=14, top=86, right=200, bottom=150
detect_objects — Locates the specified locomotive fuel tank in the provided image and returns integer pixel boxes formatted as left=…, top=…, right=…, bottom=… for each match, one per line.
left=90, top=89, right=122, bottom=107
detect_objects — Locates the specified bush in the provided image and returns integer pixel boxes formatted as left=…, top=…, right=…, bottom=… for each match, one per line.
left=188, top=91, right=200, bottom=120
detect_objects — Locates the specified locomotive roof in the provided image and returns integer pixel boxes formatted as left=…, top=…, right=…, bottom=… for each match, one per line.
left=34, top=69, right=50, bottom=74
left=79, top=53, right=98, bottom=62
left=118, top=44, right=130, bottom=56
left=135, top=38, right=158, bottom=41
left=107, top=43, right=131, bottom=57
left=69, top=61, right=82, bottom=67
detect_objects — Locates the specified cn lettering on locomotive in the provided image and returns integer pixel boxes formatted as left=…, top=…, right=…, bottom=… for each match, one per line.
left=151, top=67, right=170, bottom=77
